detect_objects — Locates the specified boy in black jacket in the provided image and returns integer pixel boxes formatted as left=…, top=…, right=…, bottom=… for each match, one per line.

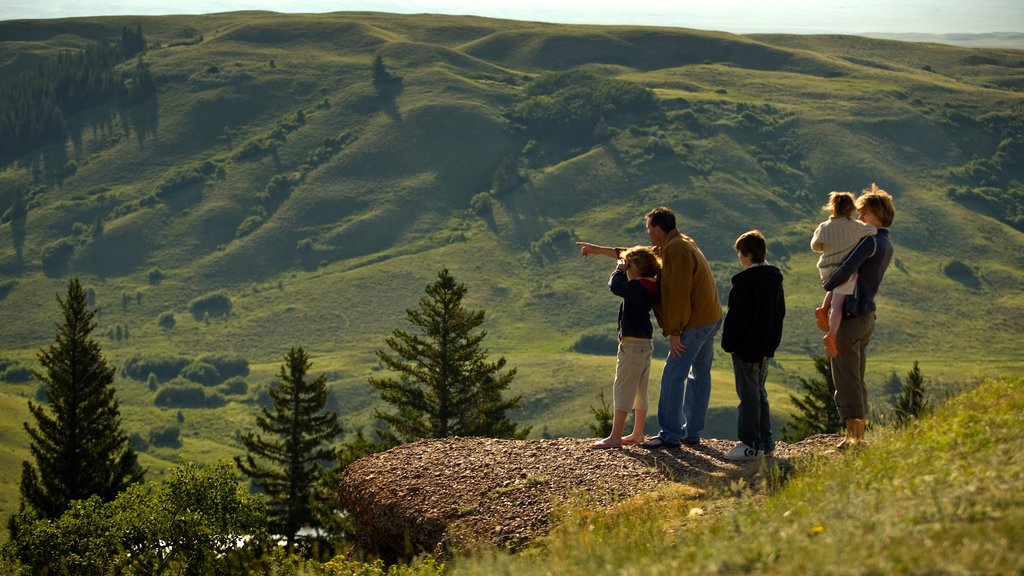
left=721, top=230, right=786, bottom=460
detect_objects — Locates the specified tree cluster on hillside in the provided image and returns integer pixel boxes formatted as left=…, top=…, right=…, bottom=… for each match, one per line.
left=0, top=27, right=152, bottom=164
left=508, top=69, right=657, bottom=148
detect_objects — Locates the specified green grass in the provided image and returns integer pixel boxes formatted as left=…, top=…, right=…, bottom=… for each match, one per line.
left=450, top=376, right=1024, bottom=575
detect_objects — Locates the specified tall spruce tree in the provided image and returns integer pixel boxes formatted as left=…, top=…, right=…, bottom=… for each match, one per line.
left=235, top=346, right=341, bottom=550
left=13, top=278, right=143, bottom=529
left=369, top=269, right=529, bottom=444
left=780, top=355, right=844, bottom=441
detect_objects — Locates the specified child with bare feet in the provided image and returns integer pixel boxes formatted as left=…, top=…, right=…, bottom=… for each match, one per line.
left=811, top=191, right=876, bottom=357
left=590, top=246, right=661, bottom=448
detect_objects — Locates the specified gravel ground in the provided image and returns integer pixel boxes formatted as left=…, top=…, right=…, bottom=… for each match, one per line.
left=338, top=434, right=842, bottom=557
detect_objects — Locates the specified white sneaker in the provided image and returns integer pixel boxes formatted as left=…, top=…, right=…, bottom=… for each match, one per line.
left=724, top=443, right=762, bottom=461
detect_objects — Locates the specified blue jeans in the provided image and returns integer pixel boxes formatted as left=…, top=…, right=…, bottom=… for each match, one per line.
left=732, top=354, right=775, bottom=453
left=655, top=319, right=721, bottom=444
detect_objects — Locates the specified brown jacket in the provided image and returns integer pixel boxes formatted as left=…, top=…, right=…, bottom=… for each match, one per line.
left=652, top=230, right=722, bottom=335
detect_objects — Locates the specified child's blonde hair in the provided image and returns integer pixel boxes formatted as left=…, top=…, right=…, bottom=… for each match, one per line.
left=823, top=191, right=857, bottom=218
left=622, top=245, right=661, bottom=278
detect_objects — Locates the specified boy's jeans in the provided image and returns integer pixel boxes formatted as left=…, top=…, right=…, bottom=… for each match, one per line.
left=732, top=354, right=775, bottom=453
left=655, top=319, right=721, bottom=444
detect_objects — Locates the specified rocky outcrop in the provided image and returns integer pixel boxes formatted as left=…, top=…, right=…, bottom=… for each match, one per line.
left=338, top=435, right=838, bottom=558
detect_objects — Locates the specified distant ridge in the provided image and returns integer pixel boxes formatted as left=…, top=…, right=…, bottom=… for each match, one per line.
left=863, top=31, right=1024, bottom=49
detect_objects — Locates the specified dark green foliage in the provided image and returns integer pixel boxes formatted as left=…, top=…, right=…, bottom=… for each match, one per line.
left=154, top=382, right=225, bottom=408
left=122, top=353, right=190, bottom=381
left=571, top=331, right=618, bottom=355
left=157, top=311, right=176, bottom=329
left=221, top=376, right=249, bottom=395
left=236, top=214, right=264, bottom=238
left=14, top=278, right=143, bottom=528
left=0, top=30, right=150, bottom=163
left=370, top=269, right=530, bottom=444
left=1, top=461, right=267, bottom=576
left=199, top=354, right=250, bottom=379
left=780, top=356, right=843, bottom=441
left=470, top=191, right=494, bottom=216
left=180, top=361, right=222, bottom=386
left=892, top=361, right=929, bottom=427
left=147, top=267, right=164, bottom=284
left=530, top=226, right=576, bottom=262
left=118, top=57, right=156, bottom=106
left=121, top=25, right=146, bottom=56
left=509, top=69, right=657, bottom=148
left=188, top=291, right=232, bottom=319
left=236, top=347, right=342, bottom=550
left=372, top=54, right=401, bottom=85
left=233, top=137, right=279, bottom=162
left=942, top=259, right=981, bottom=288
left=1, top=364, right=33, bottom=383
left=148, top=425, right=182, bottom=448
left=588, top=390, right=613, bottom=437
left=490, top=155, right=524, bottom=195
left=39, top=237, right=75, bottom=274
left=156, top=161, right=219, bottom=199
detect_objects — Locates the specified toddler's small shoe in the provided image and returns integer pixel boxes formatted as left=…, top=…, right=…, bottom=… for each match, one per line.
left=823, top=334, right=837, bottom=358
left=814, top=307, right=829, bottom=332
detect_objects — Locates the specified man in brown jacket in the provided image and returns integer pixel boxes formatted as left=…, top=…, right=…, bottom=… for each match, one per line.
left=577, top=207, right=722, bottom=447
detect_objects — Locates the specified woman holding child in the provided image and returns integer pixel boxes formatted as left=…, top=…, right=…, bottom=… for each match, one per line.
left=820, top=184, right=895, bottom=449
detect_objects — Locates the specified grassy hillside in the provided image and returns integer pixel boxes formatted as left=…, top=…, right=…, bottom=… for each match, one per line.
left=453, top=376, right=1024, bottom=575
left=1, top=12, right=1023, bottom=531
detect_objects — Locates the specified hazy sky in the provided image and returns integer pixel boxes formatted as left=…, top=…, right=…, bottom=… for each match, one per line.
left=1, top=0, right=1022, bottom=35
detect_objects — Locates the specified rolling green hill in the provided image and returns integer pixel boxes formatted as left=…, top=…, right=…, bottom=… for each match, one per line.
left=1, top=11, right=1023, bottom=532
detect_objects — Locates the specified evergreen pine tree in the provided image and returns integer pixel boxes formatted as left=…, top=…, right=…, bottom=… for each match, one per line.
left=369, top=269, right=529, bottom=444
left=13, top=277, right=143, bottom=530
left=780, top=356, right=844, bottom=441
left=892, top=361, right=928, bottom=427
left=235, top=346, right=342, bottom=551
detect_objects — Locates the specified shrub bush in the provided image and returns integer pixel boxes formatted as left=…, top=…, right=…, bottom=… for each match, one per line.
left=122, top=354, right=189, bottom=381
left=40, top=237, right=75, bottom=272
left=571, top=332, right=618, bottom=355
left=154, top=382, right=225, bottom=408
left=180, top=361, right=221, bottom=386
left=221, top=376, right=248, bottom=395
left=148, top=425, right=182, bottom=448
left=199, top=354, right=249, bottom=379
left=1, top=365, right=33, bottom=383
left=188, top=292, right=232, bottom=320
left=157, top=311, right=176, bottom=329
left=235, top=215, right=263, bottom=238
left=943, top=259, right=981, bottom=288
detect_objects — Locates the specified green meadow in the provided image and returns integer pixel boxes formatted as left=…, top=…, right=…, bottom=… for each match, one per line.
left=1, top=11, right=1022, bottom=537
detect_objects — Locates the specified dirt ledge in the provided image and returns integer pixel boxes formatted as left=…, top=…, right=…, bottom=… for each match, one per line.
left=338, top=434, right=841, bottom=558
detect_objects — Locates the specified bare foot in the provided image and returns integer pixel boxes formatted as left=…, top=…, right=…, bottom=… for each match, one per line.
left=620, top=435, right=645, bottom=445
left=590, top=437, right=622, bottom=449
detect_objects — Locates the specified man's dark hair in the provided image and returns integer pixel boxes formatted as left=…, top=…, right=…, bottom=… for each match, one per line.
left=645, top=207, right=676, bottom=233
left=734, top=230, right=767, bottom=263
